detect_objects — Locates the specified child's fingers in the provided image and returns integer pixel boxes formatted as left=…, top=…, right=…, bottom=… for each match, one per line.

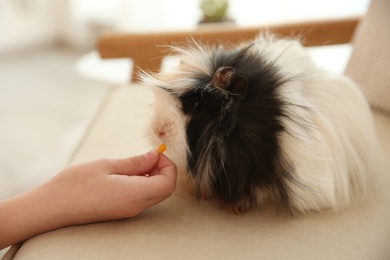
left=109, top=144, right=168, bottom=176
left=127, top=155, right=177, bottom=199
left=108, top=150, right=159, bottom=176
left=131, top=173, right=177, bottom=201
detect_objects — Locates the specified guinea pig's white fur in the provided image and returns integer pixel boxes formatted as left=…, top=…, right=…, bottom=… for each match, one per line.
left=149, top=86, right=189, bottom=171
left=141, top=34, right=381, bottom=213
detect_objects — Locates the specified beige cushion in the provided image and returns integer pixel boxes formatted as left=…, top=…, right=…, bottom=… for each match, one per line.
left=345, top=0, right=390, bottom=113
left=7, top=85, right=390, bottom=260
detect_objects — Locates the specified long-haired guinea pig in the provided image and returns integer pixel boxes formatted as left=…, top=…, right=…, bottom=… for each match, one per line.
left=140, top=34, right=381, bottom=215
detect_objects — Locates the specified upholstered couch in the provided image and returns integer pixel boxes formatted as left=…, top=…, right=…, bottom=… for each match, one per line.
left=4, top=0, right=389, bottom=259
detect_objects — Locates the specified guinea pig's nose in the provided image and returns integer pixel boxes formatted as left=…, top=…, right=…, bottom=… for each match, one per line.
left=156, top=130, right=166, bottom=138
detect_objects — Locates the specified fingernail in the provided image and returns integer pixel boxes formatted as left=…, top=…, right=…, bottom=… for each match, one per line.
left=143, top=150, right=159, bottom=161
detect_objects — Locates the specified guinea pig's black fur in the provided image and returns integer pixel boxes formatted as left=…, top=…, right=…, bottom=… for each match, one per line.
left=141, top=35, right=381, bottom=214
left=180, top=48, right=293, bottom=210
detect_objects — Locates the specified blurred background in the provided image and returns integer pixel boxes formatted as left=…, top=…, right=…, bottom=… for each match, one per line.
left=0, top=0, right=369, bottom=245
left=0, top=0, right=370, bottom=53
left=0, top=0, right=370, bottom=255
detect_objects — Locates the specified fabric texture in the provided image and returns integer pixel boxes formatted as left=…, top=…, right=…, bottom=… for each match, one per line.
left=345, top=0, right=390, bottom=113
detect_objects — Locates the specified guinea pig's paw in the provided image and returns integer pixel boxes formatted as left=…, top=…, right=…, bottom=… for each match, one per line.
left=224, top=201, right=250, bottom=215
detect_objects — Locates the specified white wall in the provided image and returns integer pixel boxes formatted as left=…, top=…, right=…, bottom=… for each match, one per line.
left=0, top=0, right=69, bottom=53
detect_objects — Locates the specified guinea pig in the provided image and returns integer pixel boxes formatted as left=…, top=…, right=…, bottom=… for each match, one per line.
left=140, top=34, right=381, bottom=215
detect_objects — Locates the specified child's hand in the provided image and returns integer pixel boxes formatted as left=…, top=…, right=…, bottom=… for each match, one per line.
left=0, top=149, right=177, bottom=249
left=49, top=150, right=177, bottom=224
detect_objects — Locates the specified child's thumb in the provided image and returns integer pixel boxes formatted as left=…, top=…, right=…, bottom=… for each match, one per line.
left=110, top=150, right=159, bottom=176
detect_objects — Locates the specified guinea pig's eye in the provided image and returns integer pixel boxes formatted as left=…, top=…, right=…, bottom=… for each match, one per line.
left=192, top=99, right=204, bottom=111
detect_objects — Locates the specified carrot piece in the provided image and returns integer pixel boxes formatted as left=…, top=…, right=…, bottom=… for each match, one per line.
left=157, top=144, right=166, bottom=154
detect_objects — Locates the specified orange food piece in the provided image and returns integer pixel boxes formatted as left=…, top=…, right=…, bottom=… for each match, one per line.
left=157, top=144, right=166, bottom=154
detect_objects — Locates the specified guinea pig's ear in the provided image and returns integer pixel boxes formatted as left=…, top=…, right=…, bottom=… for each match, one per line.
left=213, top=67, right=248, bottom=101
left=212, top=67, right=235, bottom=89
left=228, top=75, right=248, bottom=101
